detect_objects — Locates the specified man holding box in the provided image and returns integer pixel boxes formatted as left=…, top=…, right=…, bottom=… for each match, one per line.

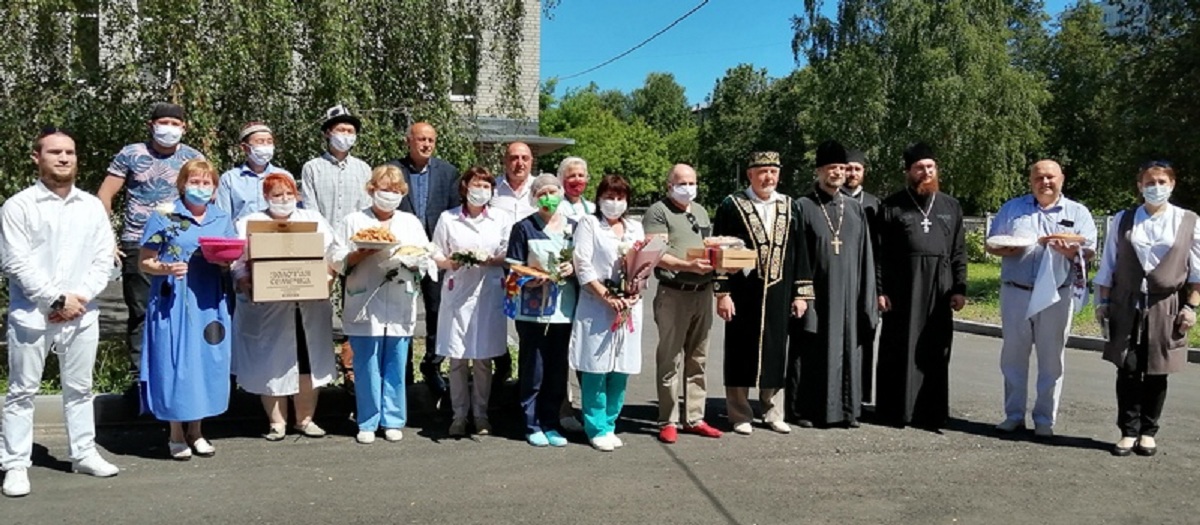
left=787, top=140, right=878, bottom=429
left=712, top=151, right=815, bottom=436
left=644, top=163, right=722, bottom=444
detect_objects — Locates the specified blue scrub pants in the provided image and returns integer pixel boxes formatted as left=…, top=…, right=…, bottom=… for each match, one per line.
left=580, top=372, right=629, bottom=439
left=350, top=335, right=410, bottom=431
left=516, top=321, right=571, bottom=435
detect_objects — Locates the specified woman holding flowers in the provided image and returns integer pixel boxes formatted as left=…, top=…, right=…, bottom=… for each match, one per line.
left=231, top=173, right=337, bottom=441
left=506, top=174, right=578, bottom=447
left=431, top=167, right=512, bottom=437
left=330, top=165, right=430, bottom=445
left=570, top=174, right=644, bottom=452
left=139, top=158, right=235, bottom=460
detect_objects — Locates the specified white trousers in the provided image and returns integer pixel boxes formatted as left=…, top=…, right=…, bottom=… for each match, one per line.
left=999, top=285, right=1073, bottom=427
left=449, top=358, right=492, bottom=422
left=2, top=322, right=100, bottom=470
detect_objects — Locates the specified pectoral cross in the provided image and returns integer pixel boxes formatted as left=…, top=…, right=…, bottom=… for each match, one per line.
left=920, top=218, right=932, bottom=233
left=831, top=236, right=842, bottom=255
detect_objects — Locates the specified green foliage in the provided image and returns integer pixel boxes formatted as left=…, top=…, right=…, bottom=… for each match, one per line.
left=696, top=64, right=772, bottom=203
left=0, top=0, right=531, bottom=205
left=0, top=339, right=133, bottom=395
left=630, top=73, right=691, bottom=135
left=964, top=228, right=997, bottom=264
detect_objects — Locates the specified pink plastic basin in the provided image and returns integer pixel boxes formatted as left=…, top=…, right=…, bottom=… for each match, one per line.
left=198, top=237, right=246, bottom=263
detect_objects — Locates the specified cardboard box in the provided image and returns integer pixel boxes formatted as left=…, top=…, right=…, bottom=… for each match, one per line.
left=247, top=221, right=326, bottom=260
left=251, top=259, right=330, bottom=302
left=686, top=247, right=757, bottom=271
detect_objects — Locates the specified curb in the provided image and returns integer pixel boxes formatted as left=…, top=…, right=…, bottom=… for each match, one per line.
left=953, top=319, right=1200, bottom=364
left=25, top=380, right=520, bottom=429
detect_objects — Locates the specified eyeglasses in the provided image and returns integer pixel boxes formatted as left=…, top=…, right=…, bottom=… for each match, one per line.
left=685, top=212, right=701, bottom=234
left=1141, top=160, right=1173, bottom=170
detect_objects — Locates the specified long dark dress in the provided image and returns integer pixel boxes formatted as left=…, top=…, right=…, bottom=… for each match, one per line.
left=788, top=187, right=878, bottom=425
left=712, top=191, right=814, bottom=389
left=843, top=187, right=883, bottom=402
left=875, top=189, right=967, bottom=428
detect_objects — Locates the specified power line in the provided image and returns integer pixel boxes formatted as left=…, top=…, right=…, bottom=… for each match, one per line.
left=553, top=0, right=710, bottom=81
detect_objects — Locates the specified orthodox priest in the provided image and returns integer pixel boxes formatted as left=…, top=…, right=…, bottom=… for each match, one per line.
left=841, top=148, right=883, bottom=405
left=712, top=151, right=814, bottom=436
left=875, top=142, right=967, bottom=430
left=787, top=141, right=878, bottom=429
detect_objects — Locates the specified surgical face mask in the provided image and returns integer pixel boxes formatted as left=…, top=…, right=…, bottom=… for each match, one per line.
left=1143, top=184, right=1172, bottom=205
left=268, top=198, right=296, bottom=216
left=329, top=133, right=357, bottom=153
left=565, top=178, right=588, bottom=197
left=600, top=198, right=626, bottom=220
left=373, top=190, right=402, bottom=212
left=153, top=124, right=184, bottom=148
left=184, top=186, right=213, bottom=206
left=538, top=193, right=562, bottom=213
left=248, top=144, right=275, bottom=166
left=671, top=184, right=698, bottom=204
left=467, top=187, right=492, bottom=207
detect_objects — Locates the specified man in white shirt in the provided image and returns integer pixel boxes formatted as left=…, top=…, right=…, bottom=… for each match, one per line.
left=490, top=142, right=536, bottom=222
left=1, top=128, right=120, bottom=497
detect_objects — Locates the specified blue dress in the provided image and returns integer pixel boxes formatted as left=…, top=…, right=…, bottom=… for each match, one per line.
left=140, top=199, right=235, bottom=421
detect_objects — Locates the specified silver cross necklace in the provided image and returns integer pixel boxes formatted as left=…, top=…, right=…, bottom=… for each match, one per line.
left=817, top=190, right=845, bottom=255
left=906, top=187, right=936, bottom=234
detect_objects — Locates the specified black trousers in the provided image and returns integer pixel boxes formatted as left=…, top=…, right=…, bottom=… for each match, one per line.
left=120, top=241, right=149, bottom=376
left=1115, top=323, right=1169, bottom=438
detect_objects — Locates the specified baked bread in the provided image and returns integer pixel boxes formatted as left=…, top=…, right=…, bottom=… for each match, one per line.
left=1038, top=232, right=1086, bottom=244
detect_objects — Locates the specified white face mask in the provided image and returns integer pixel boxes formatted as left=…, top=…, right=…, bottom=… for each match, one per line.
left=600, top=198, right=627, bottom=220
left=329, top=133, right=357, bottom=153
left=467, top=187, right=492, bottom=207
left=152, top=124, right=184, bottom=148
left=373, top=190, right=403, bottom=212
left=248, top=144, right=275, bottom=166
left=1143, top=184, right=1172, bottom=205
left=671, top=184, right=698, bottom=204
left=268, top=198, right=296, bottom=216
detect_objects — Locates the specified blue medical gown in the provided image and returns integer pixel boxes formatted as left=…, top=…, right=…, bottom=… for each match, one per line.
left=140, top=200, right=235, bottom=421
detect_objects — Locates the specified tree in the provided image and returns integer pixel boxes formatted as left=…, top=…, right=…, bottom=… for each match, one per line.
left=630, top=73, right=691, bottom=135
left=793, top=0, right=1050, bottom=212
left=0, top=0, right=531, bottom=205
left=696, top=64, right=772, bottom=205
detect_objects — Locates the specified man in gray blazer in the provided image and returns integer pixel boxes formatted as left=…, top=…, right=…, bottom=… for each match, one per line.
left=391, top=122, right=461, bottom=401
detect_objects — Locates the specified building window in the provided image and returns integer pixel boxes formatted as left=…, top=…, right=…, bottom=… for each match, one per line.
left=450, top=23, right=481, bottom=101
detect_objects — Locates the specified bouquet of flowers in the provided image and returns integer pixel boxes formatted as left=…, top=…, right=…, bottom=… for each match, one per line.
left=602, top=236, right=668, bottom=332
left=546, top=245, right=575, bottom=284
left=449, top=248, right=490, bottom=268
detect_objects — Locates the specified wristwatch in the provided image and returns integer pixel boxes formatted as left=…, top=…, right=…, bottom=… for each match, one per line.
left=50, top=295, right=66, bottom=311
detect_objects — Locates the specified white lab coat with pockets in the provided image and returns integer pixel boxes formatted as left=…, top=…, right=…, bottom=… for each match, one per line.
left=331, top=208, right=428, bottom=337
left=569, top=214, right=644, bottom=375
left=431, top=207, right=511, bottom=360
left=230, top=209, right=337, bottom=395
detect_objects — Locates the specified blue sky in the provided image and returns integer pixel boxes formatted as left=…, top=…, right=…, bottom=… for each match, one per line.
left=541, top=0, right=1077, bottom=105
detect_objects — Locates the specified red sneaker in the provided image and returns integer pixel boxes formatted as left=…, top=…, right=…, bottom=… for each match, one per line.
left=681, top=421, right=723, bottom=438
left=658, top=424, right=678, bottom=444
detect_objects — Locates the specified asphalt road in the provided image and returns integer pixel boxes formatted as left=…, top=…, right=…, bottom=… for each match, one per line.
left=5, top=285, right=1200, bottom=524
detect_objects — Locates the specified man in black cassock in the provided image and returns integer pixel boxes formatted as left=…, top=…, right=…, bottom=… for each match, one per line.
left=787, top=140, right=878, bottom=428
left=713, top=151, right=815, bottom=436
left=875, top=142, right=967, bottom=430
left=841, top=148, right=883, bottom=405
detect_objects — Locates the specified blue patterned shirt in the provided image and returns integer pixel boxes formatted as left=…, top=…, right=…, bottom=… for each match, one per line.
left=106, top=142, right=205, bottom=242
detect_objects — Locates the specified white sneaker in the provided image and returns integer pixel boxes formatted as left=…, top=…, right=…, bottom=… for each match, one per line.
left=356, top=431, right=376, bottom=444
left=475, top=419, right=492, bottom=436
left=560, top=416, right=584, bottom=433
left=733, top=422, right=754, bottom=435
left=604, top=433, right=624, bottom=448
left=590, top=436, right=615, bottom=452
left=73, top=454, right=120, bottom=477
left=2, top=468, right=30, bottom=497
left=190, top=438, right=216, bottom=457
left=384, top=429, right=404, bottom=442
left=768, top=421, right=792, bottom=434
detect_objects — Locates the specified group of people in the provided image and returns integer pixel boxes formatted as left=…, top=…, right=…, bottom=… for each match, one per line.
left=0, top=101, right=1193, bottom=498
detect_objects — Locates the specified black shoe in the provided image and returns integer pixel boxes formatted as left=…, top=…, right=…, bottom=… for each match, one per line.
left=796, top=419, right=814, bottom=429
left=1113, top=444, right=1134, bottom=457
left=845, top=418, right=861, bottom=429
left=1134, top=441, right=1157, bottom=457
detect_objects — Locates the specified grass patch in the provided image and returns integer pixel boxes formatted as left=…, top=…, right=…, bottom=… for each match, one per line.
left=0, top=339, right=134, bottom=395
left=961, top=262, right=1200, bottom=347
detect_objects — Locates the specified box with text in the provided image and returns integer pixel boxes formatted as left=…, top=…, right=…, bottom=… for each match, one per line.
left=246, top=220, right=326, bottom=260
left=251, top=259, right=330, bottom=302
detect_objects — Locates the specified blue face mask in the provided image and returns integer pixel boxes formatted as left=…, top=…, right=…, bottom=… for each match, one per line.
left=185, top=186, right=213, bottom=206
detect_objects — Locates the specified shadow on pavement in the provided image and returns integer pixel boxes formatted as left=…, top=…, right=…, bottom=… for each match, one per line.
left=32, top=443, right=72, bottom=473
left=944, top=417, right=1112, bottom=452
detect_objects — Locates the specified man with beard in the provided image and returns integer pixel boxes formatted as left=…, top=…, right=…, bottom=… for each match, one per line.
left=2, top=129, right=121, bottom=497
left=392, top=122, right=462, bottom=401
left=840, top=148, right=883, bottom=405
left=787, top=141, right=878, bottom=428
left=712, top=151, right=813, bottom=436
left=875, top=143, right=967, bottom=430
